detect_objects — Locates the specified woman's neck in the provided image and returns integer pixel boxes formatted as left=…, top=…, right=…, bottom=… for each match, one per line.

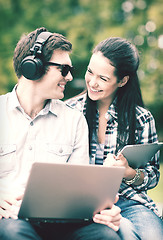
left=97, top=101, right=110, bottom=144
left=97, top=100, right=111, bottom=116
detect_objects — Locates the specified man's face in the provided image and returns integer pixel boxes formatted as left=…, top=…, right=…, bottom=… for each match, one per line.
left=39, top=49, right=73, bottom=100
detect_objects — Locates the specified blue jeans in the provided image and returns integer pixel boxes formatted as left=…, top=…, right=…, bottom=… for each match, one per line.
left=118, top=217, right=140, bottom=240
left=0, top=218, right=119, bottom=240
left=116, top=196, right=163, bottom=240
left=0, top=217, right=140, bottom=240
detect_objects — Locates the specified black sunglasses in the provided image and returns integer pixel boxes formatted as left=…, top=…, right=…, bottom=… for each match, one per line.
left=45, top=62, right=74, bottom=77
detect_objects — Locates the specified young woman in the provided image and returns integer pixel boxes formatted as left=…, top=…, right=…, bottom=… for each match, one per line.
left=67, top=37, right=163, bottom=240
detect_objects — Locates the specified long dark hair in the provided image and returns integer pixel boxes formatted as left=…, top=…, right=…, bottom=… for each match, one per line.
left=85, top=37, right=144, bottom=153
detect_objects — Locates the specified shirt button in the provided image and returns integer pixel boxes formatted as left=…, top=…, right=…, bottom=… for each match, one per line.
left=59, top=148, right=63, bottom=153
left=105, top=112, right=111, bottom=121
left=29, top=145, right=32, bottom=150
left=30, top=122, right=34, bottom=126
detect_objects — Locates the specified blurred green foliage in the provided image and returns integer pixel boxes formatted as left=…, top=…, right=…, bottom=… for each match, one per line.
left=0, top=0, right=162, bottom=145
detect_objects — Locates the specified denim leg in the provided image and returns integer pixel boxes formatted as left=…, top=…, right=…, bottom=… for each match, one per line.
left=67, top=223, right=121, bottom=240
left=118, top=217, right=141, bottom=240
left=0, top=219, right=122, bottom=240
left=0, top=218, right=41, bottom=240
left=116, top=197, right=163, bottom=240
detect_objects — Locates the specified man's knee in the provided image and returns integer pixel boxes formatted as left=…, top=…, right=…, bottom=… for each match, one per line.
left=69, top=223, right=121, bottom=240
left=0, top=219, right=20, bottom=239
left=0, top=219, right=40, bottom=240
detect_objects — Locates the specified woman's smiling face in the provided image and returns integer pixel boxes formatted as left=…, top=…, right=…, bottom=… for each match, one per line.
left=85, top=51, right=121, bottom=104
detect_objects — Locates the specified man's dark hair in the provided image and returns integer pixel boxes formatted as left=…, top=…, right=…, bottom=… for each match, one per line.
left=13, top=27, right=72, bottom=78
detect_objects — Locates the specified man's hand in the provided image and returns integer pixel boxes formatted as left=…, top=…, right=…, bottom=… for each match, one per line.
left=0, top=194, right=22, bottom=220
left=93, top=195, right=122, bottom=231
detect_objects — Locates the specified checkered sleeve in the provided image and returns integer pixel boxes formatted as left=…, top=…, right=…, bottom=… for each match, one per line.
left=132, top=107, right=160, bottom=191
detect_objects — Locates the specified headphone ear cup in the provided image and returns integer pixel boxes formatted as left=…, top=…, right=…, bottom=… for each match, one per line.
left=21, top=56, right=44, bottom=80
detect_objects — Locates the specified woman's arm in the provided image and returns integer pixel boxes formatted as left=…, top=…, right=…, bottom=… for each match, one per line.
left=131, top=110, right=160, bottom=191
left=104, top=110, right=160, bottom=191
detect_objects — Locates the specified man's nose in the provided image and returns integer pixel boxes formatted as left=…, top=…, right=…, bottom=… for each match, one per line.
left=65, top=71, right=73, bottom=82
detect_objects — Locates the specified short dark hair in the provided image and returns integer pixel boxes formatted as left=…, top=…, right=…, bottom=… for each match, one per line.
left=13, top=27, right=72, bottom=78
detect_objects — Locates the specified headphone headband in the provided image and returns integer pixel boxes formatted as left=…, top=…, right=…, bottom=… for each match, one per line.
left=30, top=31, right=53, bottom=55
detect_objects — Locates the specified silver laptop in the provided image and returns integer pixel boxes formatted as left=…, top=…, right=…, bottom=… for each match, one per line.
left=18, top=162, right=125, bottom=222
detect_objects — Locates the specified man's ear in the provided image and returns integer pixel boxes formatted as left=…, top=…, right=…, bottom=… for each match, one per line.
left=118, top=76, right=129, bottom=87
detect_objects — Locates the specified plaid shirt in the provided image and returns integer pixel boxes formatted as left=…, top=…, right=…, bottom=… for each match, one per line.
left=66, top=93, right=161, bottom=217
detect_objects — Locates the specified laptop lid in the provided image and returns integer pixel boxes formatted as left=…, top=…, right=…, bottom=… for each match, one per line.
left=18, top=163, right=125, bottom=222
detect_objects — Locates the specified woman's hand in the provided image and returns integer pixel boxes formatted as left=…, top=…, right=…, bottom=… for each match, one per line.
left=0, top=194, right=23, bottom=220
left=104, top=153, right=136, bottom=180
left=93, top=195, right=122, bottom=231
left=104, top=153, right=144, bottom=184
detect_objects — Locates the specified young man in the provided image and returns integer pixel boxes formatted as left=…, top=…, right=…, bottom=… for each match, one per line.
left=0, top=27, right=124, bottom=240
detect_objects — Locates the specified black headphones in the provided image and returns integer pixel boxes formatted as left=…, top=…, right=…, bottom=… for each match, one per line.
left=21, top=31, right=53, bottom=80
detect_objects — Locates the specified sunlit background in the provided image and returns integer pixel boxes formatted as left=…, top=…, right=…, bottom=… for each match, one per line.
left=0, top=0, right=162, bottom=202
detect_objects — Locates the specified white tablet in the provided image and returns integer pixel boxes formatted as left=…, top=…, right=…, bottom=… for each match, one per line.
left=120, top=142, right=163, bottom=168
